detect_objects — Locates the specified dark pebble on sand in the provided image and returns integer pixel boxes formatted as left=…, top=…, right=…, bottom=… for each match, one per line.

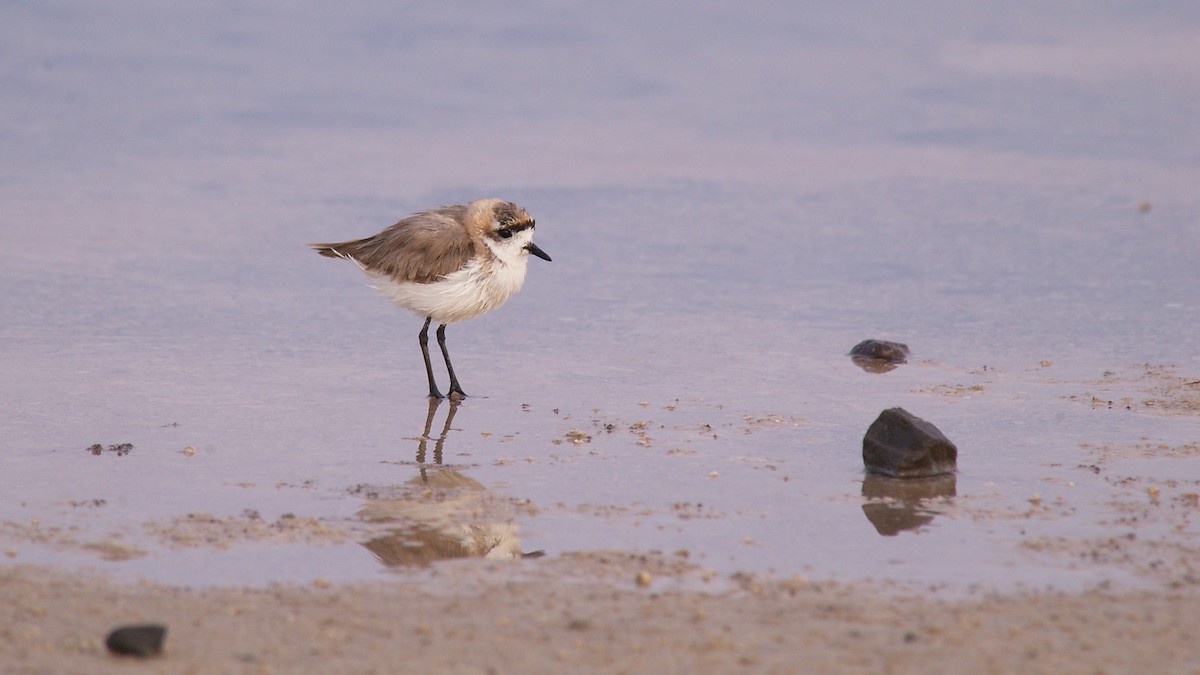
left=105, top=624, right=167, bottom=657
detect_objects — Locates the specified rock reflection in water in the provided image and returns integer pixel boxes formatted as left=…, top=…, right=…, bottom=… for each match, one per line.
left=359, top=399, right=537, bottom=567
left=860, top=473, right=956, bottom=536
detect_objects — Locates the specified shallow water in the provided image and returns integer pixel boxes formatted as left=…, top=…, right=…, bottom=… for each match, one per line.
left=2, top=1, right=1199, bottom=593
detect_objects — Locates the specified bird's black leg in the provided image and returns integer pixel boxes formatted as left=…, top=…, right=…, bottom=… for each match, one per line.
left=436, top=323, right=467, bottom=399
left=418, top=317, right=444, bottom=399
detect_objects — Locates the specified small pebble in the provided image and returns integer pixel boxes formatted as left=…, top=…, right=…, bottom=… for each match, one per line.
left=106, top=624, right=167, bottom=657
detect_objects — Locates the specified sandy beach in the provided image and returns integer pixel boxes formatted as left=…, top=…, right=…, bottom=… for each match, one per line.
left=5, top=554, right=1199, bottom=674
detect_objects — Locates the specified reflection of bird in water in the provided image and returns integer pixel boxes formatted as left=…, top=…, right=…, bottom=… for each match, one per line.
left=359, top=399, right=540, bottom=567
left=359, top=468, right=523, bottom=566
left=413, top=395, right=458, bottom=483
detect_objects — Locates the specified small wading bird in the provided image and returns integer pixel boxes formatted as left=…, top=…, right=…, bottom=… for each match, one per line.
left=309, top=199, right=551, bottom=400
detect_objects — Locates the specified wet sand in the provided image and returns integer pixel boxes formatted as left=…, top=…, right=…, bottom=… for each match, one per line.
left=4, top=556, right=1199, bottom=674
left=4, top=368, right=1199, bottom=674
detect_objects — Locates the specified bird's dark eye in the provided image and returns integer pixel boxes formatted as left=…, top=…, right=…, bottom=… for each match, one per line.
left=497, top=227, right=513, bottom=239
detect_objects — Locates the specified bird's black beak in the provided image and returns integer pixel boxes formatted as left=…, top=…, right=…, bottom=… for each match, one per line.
left=525, top=242, right=551, bottom=262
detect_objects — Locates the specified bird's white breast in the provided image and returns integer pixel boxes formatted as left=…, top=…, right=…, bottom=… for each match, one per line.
left=367, top=255, right=529, bottom=324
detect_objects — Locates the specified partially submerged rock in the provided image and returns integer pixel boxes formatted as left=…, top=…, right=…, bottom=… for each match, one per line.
left=862, top=408, right=957, bottom=478
left=105, top=623, right=167, bottom=657
left=849, top=339, right=910, bottom=373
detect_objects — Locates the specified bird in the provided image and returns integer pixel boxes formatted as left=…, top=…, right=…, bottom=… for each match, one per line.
left=309, top=198, right=551, bottom=400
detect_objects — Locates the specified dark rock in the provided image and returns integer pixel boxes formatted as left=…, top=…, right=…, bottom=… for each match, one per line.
left=849, top=339, right=909, bottom=373
left=105, top=624, right=167, bottom=657
left=862, top=408, right=957, bottom=478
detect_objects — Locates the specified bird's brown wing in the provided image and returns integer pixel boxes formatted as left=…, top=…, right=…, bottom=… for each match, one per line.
left=309, top=205, right=476, bottom=283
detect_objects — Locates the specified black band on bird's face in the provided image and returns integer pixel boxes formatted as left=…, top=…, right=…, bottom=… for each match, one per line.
left=492, top=220, right=535, bottom=239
